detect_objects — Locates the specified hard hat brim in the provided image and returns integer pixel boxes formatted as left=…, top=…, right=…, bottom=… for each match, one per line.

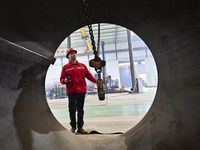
left=66, top=49, right=77, bottom=58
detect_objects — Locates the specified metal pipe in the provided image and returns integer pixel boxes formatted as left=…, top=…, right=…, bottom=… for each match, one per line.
left=101, top=41, right=107, bottom=88
left=115, top=25, right=118, bottom=60
left=67, top=35, right=71, bottom=48
left=127, top=29, right=137, bottom=92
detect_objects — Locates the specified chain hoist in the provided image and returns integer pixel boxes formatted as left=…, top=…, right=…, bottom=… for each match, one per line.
left=83, top=0, right=105, bottom=100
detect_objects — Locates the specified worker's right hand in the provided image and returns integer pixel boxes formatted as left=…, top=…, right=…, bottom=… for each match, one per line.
left=65, top=76, right=71, bottom=83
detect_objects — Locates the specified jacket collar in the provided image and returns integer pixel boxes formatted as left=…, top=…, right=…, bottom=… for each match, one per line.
left=68, top=60, right=80, bottom=66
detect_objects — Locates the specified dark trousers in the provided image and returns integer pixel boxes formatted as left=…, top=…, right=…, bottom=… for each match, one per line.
left=68, top=93, right=86, bottom=129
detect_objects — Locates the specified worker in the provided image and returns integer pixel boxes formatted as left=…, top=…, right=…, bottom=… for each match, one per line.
left=60, top=48, right=97, bottom=134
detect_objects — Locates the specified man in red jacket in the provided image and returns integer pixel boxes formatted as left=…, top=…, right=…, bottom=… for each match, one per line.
left=60, top=48, right=97, bottom=134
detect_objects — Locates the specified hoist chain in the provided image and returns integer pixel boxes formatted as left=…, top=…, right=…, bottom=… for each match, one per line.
left=82, top=0, right=100, bottom=60
left=82, top=0, right=105, bottom=100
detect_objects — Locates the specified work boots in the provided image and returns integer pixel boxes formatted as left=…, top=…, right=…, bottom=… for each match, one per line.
left=70, top=127, right=76, bottom=133
left=77, top=128, right=88, bottom=134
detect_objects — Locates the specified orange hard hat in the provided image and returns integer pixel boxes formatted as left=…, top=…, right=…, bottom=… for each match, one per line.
left=66, top=48, right=77, bottom=58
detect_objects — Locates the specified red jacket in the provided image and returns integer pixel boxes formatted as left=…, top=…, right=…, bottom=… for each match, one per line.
left=60, top=61, right=97, bottom=94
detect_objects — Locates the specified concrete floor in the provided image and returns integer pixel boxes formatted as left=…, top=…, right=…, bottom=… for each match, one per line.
left=47, top=88, right=156, bottom=139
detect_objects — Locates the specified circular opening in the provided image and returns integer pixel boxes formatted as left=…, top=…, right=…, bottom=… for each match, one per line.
left=45, top=23, right=158, bottom=135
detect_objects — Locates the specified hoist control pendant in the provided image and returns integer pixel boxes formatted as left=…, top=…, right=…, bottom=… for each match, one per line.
left=97, top=79, right=105, bottom=100
left=89, top=59, right=106, bottom=69
left=98, top=89, right=105, bottom=100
